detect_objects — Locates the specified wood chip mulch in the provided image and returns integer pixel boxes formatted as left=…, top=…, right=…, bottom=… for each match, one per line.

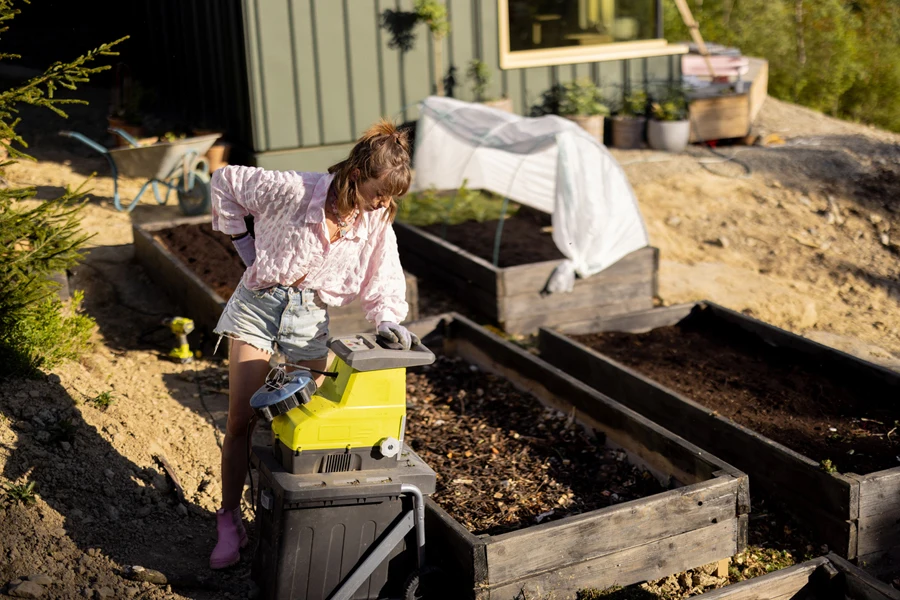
left=405, top=355, right=666, bottom=536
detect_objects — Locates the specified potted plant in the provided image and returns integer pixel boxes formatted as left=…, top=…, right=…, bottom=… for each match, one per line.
left=558, top=79, right=609, bottom=142
left=467, top=59, right=513, bottom=112
left=381, top=0, right=450, bottom=96
left=611, top=89, right=647, bottom=149
left=647, top=86, right=691, bottom=152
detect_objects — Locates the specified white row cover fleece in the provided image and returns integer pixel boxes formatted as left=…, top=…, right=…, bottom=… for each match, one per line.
left=410, top=96, right=649, bottom=293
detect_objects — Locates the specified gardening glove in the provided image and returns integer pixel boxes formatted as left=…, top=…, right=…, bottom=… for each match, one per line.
left=232, top=234, right=256, bottom=267
left=376, top=321, right=419, bottom=351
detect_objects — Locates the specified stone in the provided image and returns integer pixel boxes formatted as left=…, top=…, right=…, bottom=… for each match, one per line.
left=176, top=503, right=188, bottom=517
left=104, top=469, right=115, bottom=480
left=124, top=588, right=140, bottom=598
left=124, top=566, right=168, bottom=585
left=27, top=574, right=53, bottom=586
left=96, top=587, right=114, bottom=598
left=105, top=506, right=119, bottom=522
left=8, top=580, right=45, bottom=598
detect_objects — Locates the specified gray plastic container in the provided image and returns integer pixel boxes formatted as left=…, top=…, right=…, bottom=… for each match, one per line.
left=251, top=445, right=436, bottom=600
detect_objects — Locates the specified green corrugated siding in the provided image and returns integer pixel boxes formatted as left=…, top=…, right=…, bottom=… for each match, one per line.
left=244, top=0, right=677, bottom=155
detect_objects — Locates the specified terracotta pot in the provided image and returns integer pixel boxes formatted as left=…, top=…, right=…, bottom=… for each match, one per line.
left=480, top=97, right=515, bottom=113
left=206, top=141, right=232, bottom=172
left=564, top=114, right=605, bottom=143
left=611, top=116, right=647, bottom=149
left=647, top=119, right=690, bottom=152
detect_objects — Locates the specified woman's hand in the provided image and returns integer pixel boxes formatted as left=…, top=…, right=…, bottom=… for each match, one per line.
left=376, top=321, right=419, bottom=350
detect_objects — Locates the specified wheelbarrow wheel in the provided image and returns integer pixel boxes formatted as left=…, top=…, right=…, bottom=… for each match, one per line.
left=175, top=169, right=211, bottom=216
left=402, top=566, right=450, bottom=600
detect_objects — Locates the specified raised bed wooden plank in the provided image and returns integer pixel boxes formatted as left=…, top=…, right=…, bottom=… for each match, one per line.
left=395, top=221, right=658, bottom=335
left=537, top=301, right=900, bottom=563
left=500, top=246, right=659, bottom=296
left=410, top=313, right=748, bottom=599
left=133, top=218, right=419, bottom=338
left=395, top=221, right=498, bottom=294
left=485, top=475, right=740, bottom=586
left=555, top=302, right=696, bottom=335
left=489, top=519, right=739, bottom=600
left=688, top=557, right=828, bottom=600
left=828, top=553, right=900, bottom=600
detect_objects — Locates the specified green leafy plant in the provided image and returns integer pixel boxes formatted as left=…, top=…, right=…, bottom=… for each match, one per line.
left=89, top=390, right=115, bottom=411
left=0, top=3, right=123, bottom=378
left=650, top=86, right=688, bottom=121
left=618, top=90, right=648, bottom=118
left=397, top=181, right=517, bottom=227
left=559, top=79, right=610, bottom=117
left=381, top=0, right=450, bottom=96
left=820, top=459, right=838, bottom=473
left=467, top=59, right=492, bottom=101
left=2, top=480, right=36, bottom=506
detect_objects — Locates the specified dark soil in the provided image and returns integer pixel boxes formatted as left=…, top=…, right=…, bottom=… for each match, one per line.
left=573, top=310, right=900, bottom=475
left=155, top=223, right=243, bottom=300
left=405, top=354, right=666, bottom=536
left=420, top=208, right=564, bottom=268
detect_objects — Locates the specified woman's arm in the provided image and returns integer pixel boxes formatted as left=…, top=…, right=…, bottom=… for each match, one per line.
left=359, top=223, right=409, bottom=325
left=210, top=165, right=267, bottom=236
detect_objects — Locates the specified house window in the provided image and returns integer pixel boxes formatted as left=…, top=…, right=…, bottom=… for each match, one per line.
left=499, top=0, right=686, bottom=69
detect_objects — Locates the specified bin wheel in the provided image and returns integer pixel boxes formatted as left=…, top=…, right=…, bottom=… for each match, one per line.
left=175, top=169, right=211, bottom=216
left=402, top=566, right=448, bottom=600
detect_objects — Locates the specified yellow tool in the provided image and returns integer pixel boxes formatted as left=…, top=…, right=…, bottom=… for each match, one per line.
left=163, top=317, right=195, bottom=363
left=251, top=333, right=434, bottom=474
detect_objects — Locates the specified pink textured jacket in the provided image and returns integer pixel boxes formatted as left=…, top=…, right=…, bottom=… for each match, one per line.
left=210, top=166, right=408, bottom=325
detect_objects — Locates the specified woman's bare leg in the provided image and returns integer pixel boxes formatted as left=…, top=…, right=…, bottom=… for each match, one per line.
left=220, top=340, right=329, bottom=511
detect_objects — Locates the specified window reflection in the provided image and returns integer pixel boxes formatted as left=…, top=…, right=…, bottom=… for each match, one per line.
left=508, top=0, right=659, bottom=52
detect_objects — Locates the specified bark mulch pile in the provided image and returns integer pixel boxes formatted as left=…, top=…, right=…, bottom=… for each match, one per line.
left=404, top=355, right=666, bottom=536
left=573, top=310, right=900, bottom=475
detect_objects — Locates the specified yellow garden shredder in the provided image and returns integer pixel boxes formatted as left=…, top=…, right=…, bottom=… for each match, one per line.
left=249, top=333, right=441, bottom=600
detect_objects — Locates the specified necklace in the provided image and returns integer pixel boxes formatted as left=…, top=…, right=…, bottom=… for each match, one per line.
left=328, top=197, right=359, bottom=239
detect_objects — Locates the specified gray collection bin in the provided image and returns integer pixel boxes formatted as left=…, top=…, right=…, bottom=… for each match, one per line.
left=251, top=445, right=437, bottom=600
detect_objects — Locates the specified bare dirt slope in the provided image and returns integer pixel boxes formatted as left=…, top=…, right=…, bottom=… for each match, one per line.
left=0, top=90, right=898, bottom=599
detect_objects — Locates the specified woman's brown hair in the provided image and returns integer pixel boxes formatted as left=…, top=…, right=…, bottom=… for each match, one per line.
left=327, top=119, right=411, bottom=221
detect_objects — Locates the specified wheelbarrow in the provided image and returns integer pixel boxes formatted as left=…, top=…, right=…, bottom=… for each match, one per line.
left=59, top=128, right=221, bottom=215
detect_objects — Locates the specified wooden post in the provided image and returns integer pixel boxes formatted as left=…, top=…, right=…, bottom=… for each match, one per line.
left=716, top=558, right=730, bottom=578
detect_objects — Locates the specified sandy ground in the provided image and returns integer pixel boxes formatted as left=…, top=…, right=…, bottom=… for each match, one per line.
left=0, top=89, right=898, bottom=599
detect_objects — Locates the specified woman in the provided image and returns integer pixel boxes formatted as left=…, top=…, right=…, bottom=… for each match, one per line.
left=208, top=119, right=418, bottom=569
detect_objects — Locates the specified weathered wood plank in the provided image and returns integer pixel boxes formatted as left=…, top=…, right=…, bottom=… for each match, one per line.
left=500, top=279, right=653, bottom=320
left=705, top=302, right=900, bottom=391
left=500, top=246, right=657, bottom=296
left=828, top=553, right=900, bottom=600
left=688, top=558, right=827, bottom=600
left=857, top=509, right=900, bottom=557
left=399, top=250, right=498, bottom=321
left=424, top=498, right=489, bottom=599
left=395, top=222, right=499, bottom=294
left=485, top=476, right=739, bottom=586
left=447, top=315, right=732, bottom=486
left=537, top=328, right=859, bottom=519
left=489, top=519, right=738, bottom=599
left=503, top=296, right=654, bottom=336
left=859, top=469, right=900, bottom=518
left=555, top=303, right=695, bottom=335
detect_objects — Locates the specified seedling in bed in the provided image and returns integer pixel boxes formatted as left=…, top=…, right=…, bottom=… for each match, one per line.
left=820, top=459, right=838, bottom=473
left=2, top=480, right=36, bottom=506
left=47, top=418, right=77, bottom=444
left=89, top=391, right=115, bottom=410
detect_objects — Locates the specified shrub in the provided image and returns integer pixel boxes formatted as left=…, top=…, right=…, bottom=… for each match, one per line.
left=559, top=79, right=610, bottom=117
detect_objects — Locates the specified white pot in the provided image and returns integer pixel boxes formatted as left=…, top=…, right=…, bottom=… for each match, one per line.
left=647, top=119, right=691, bottom=152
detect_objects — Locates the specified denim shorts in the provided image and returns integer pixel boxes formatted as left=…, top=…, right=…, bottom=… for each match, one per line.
left=214, top=283, right=330, bottom=361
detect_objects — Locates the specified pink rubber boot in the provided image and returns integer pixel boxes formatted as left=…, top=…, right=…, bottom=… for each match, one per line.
left=210, top=507, right=249, bottom=569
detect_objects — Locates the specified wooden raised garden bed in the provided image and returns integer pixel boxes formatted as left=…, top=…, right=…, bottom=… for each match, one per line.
left=538, top=302, right=900, bottom=573
left=693, top=553, right=899, bottom=600
left=133, top=216, right=418, bottom=337
left=395, top=210, right=658, bottom=335
left=404, top=313, right=749, bottom=600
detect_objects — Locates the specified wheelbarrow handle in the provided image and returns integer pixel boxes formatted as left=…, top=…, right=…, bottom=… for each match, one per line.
left=59, top=130, right=108, bottom=155
left=108, top=127, right=141, bottom=148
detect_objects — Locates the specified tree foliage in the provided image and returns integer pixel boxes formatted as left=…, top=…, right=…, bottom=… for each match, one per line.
left=0, top=0, right=125, bottom=377
left=663, top=0, right=900, bottom=132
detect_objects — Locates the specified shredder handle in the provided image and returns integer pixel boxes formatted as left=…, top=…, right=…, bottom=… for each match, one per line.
left=327, top=484, right=426, bottom=600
